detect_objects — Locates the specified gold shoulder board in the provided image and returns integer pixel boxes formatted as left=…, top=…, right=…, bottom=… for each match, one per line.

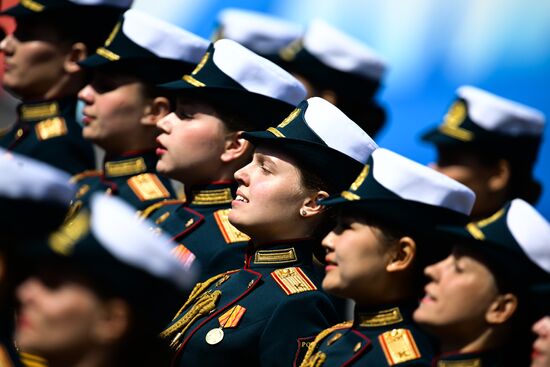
left=213, top=209, right=250, bottom=243
left=19, top=352, right=48, bottom=367
left=127, top=173, right=171, bottom=201
left=379, top=328, right=421, bottom=365
left=271, top=267, right=317, bottom=295
left=35, top=117, right=67, bottom=141
left=70, top=170, right=101, bottom=183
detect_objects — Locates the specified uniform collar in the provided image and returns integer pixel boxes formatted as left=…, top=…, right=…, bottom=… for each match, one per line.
left=187, top=181, right=237, bottom=207
left=435, top=350, right=502, bottom=366
left=18, top=97, right=76, bottom=122
left=103, top=150, right=158, bottom=178
left=354, top=300, right=418, bottom=328
left=245, top=238, right=316, bottom=269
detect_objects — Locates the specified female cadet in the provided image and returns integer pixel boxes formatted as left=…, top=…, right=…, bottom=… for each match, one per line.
left=299, top=147, right=476, bottom=367
left=0, top=0, right=130, bottom=174
left=533, top=316, right=550, bottom=367
left=141, top=38, right=306, bottom=281
left=71, top=8, right=209, bottom=211
left=158, top=97, right=378, bottom=367
left=413, top=198, right=550, bottom=366
left=421, top=86, right=545, bottom=220
left=0, top=150, right=75, bottom=367
left=14, top=194, right=198, bottom=367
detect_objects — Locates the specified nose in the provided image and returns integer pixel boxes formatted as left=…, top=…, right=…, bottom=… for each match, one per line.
left=78, top=84, right=95, bottom=104
left=0, top=33, right=14, bottom=54
left=16, top=277, right=42, bottom=305
left=234, top=163, right=250, bottom=186
left=424, top=255, right=449, bottom=281
left=156, top=113, right=175, bottom=133
left=321, top=231, right=336, bottom=253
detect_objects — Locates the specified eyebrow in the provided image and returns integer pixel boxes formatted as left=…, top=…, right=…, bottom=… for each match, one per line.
left=255, top=153, right=277, bottom=170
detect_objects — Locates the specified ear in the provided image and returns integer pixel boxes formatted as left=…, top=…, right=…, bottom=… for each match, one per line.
left=300, top=190, right=329, bottom=217
left=91, top=298, right=131, bottom=345
left=64, top=42, right=87, bottom=74
left=485, top=293, right=518, bottom=325
left=488, top=159, right=511, bottom=193
left=386, top=236, right=416, bottom=273
left=141, top=96, right=171, bottom=127
left=220, top=132, right=251, bottom=163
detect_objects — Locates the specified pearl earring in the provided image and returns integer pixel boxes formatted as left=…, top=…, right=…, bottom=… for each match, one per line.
left=300, top=209, right=307, bottom=217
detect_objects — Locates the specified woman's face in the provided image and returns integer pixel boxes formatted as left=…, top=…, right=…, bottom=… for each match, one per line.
left=155, top=99, right=228, bottom=184
left=0, top=20, right=69, bottom=99
left=321, top=215, right=393, bottom=301
left=15, top=271, right=108, bottom=357
left=532, top=316, right=550, bottom=367
left=431, top=146, right=500, bottom=218
left=78, top=71, right=153, bottom=153
left=229, top=146, right=312, bottom=243
left=413, top=247, right=500, bottom=342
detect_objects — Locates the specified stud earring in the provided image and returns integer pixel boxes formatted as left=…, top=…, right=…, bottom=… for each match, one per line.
left=300, top=209, right=307, bottom=217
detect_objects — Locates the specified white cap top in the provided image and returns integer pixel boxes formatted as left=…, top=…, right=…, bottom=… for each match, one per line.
left=303, top=19, right=386, bottom=81
left=304, top=97, right=378, bottom=164
left=458, top=85, right=545, bottom=136
left=91, top=194, right=198, bottom=290
left=122, top=8, right=208, bottom=63
left=0, top=149, right=75, bottom=205
left=216, top=8, right=303, bottom=55
left=371, top=148, right=475, bottom=215
left=212, top=39, right=307, bottom=105
left=507, top=199, right=550, bottom=273
left=70, top=0, right=132, bottom=8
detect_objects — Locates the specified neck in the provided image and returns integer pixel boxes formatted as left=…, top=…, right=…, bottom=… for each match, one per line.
left=440, top=326, right=503, bottom=354
left=47, top=346, right=115, bottom=367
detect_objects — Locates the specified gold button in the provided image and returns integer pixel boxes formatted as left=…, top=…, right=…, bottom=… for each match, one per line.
left=353, top=342, right=361, bottom=352
left=16, top=128, right=24, bottom=138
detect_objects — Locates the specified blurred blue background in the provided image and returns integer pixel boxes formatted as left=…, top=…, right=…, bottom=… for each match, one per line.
left=135, top=0, right=550, bottom=219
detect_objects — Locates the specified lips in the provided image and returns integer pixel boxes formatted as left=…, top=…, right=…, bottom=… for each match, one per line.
left=156, top=137, right=168, bottom=156
left=234, top=190, right=249, bottom=203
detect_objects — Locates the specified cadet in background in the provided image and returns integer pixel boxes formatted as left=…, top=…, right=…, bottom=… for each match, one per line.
left=421, top=85, right=546, bottom=220
left=0, top=149, right=76, bottom=367
left=278, top=19, right=388, bottom=138
left=70, top=8, right=208, bottom=212
left=413, top=199, right=550, bottom=366
left=0, top=0, right=130, bottom=174
left=14, top=194, right=199, bottom=367
left=212, top=7, right=303, bottom=62
left=300, top=148, right=475, bottom=366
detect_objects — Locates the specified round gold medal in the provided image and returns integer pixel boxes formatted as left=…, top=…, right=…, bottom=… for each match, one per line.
left=205, top=327, right=224, bottom=345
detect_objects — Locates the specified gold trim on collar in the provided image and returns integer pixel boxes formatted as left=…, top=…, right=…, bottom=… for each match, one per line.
left=191, top=188, right=233, bottom=205
left=267, top=127, right=285, bottom=138
left=21, top=0, right=44, bottom=12
left=96, top=47, right=120, bottom=61
left=21, top=102, right=59, bottom=120
left=254, top=248, right=297, bottom=264
left=183, top=75, right=205, bottom=87
left=358, top=307, right=403, bottom=327
left=105, top=157, right=147, bottom=177
left=437, top=359, right=481, bottom=367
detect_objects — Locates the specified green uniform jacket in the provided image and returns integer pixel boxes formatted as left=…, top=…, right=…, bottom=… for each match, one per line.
left=70, top=150, right=176, bottom=211
left=434, top=350, right=503, bottom=366
left=0, top=98, right=95, bottom=175
left=141, top=182, right=249, bottom=281
left=300, top=302, right=437, bottom=366
left=161, top=240, right=339, bottom=367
